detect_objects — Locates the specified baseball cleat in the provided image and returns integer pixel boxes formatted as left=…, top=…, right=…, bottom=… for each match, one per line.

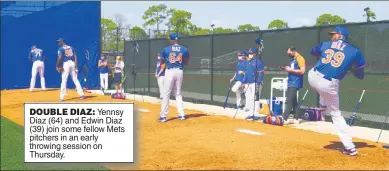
left=293, top=119, right=303, bottom=124
left=177, top=116, right=186, bottom=120
left=60, top=98, right=64, bottom=101
left=246, top=116, right=260, bottom=121
left=284, top=119, right=294, bottom=125
left=341, top=148, right=358, bottom=156
left=80, top=96, right=85, bottom=100
left=158, top=117, right=167, bottom=122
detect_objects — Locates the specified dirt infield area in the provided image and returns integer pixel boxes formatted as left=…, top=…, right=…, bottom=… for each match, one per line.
left=1, top=89, right=388, bottom=170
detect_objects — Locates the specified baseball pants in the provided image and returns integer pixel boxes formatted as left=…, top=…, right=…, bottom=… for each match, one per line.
left=231, top=81, right=244, bottom=107
left=60, top=61, right=84, bottom=99
left=157, top=76, right=165, bottom=98
left=282, top=87, right=300, bottom=120
left=244, top=83, right=262, bottom=117
left=160, top=68, right=184, bottom=117
left=30, top=61, right=46, bottom=91
left=308, top=69, right=355, bottom=150
left=100, top=73, right=109, bottom=91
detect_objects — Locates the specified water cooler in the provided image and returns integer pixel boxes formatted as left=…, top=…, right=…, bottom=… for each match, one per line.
left=269, top=77, right=298, bottom=116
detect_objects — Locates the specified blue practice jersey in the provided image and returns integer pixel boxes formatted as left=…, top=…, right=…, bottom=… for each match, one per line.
left=310, top=39, right=366, bottom=80
left=160, top=44, right=190, bottom=69
left=235, top=59, right=247, bottom=82
left=58, top=45, right=76, bottom=62
left=29, top=48, right=44, bottom=62
left=243, top=58, right=265, bottom=84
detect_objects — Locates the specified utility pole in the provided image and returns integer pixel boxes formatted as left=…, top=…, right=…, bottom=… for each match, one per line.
left=211, top=24, right=215, bottom=34
left=116, top=27, right=120, bottom=55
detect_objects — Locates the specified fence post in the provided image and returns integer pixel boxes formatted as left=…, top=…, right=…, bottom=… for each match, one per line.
left=316, top=27, right=321, bottom=107
left=148, top=39, right=151, bottom=96
left=210, top=35, right=214, bottom=103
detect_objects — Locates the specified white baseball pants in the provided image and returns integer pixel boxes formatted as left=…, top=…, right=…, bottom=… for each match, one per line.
left=60, top=61, right=84, bottom=99
left=308, top=69, right=355, bottom=150
left=30, top=61, right=46, bottom=91
left=157, top=76, right=165, bottom=98
left=100, top=73, right=108, bottom=91
left=231, top=81, right=243, bottom=107
left=160, top=68, right=184, bottom=117
left=244, top=83, right=262, bottom=117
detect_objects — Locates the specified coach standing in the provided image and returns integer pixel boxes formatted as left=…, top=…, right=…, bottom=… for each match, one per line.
left=109, top=56, right=125, bottom=94
left=98, top=54, right=109, bottom=91
left=281, top=46, right=306, bottom=124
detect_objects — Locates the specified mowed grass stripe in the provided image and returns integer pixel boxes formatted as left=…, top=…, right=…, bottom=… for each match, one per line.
left=0, top=117, right=109, bottom=171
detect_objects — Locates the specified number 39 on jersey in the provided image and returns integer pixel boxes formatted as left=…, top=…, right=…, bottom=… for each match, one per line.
left=321, top=41, right=346, bottom=68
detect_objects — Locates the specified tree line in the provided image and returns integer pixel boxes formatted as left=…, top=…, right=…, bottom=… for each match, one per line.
left=101, top=4, right=377, bottom=52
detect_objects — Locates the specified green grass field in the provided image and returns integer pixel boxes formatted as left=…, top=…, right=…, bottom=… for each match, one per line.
left=0, top=117, right=109, bottom=171
left=131, top=71, right=389, bottom=117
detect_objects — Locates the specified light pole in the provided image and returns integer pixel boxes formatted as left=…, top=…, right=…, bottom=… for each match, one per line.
left=211, top=24, right=215, bottom=34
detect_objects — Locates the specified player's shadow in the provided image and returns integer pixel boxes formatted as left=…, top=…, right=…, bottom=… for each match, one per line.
left=323, top=141, right=376, bottom=150
left=43, top=88, right=60, bottom=92
left=167, top=113, right=208, bottom=121
left=67, top=95, right=96, bottom=101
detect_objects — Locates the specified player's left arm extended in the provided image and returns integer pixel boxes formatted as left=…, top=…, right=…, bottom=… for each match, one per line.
left=28, top=51, right=32, bottom=61
left=351, top=50, right=366, bottom=80
left=184, top=50, right=190, bottom=66
left=288, top=55, right=306, bottom=75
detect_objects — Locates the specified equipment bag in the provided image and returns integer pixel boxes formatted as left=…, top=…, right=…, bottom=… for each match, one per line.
left=111, top=93, right=126, bottom=100
left=302, top=107, right=325, bottom=121
left=263, top=115, right=284, bottom=126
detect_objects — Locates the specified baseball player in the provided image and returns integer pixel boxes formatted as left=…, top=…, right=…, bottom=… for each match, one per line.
left=281, top=46, right=306, bottom=124
left=55, top=38, right=84, bottom=101
left=98, top=54, right=109, bottom=91
left=243, top=48, right=265, bottom=121
left=29, top=45, right=46, bottom=92
left=230, top=51, right=248, bottom=109
left=158, top=32, right=190, bottom=122
left=155, top=53, right=166, bottom=99
left=309, top=26, right=366, bottom=156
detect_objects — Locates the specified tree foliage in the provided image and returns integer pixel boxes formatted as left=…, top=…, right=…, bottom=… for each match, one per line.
left=364, top=8, right=376, bottom=22
left=129, top=26, right=149, bottom=40
left=142, top=4, right=168, bottom=30
left=237, top=24, right=260, bottom=32
left=168, top=9, right=193, bottom=35
left=213, top=27, right=236, bottom=34
left=101, top=18, right=118, bottom=51
left=268, top=19, right=288, bottom=29
left=315, top=14, right=346, bottom=26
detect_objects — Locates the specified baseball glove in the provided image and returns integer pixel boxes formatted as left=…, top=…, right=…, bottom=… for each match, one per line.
left=56, top=67, right=64, bottom=72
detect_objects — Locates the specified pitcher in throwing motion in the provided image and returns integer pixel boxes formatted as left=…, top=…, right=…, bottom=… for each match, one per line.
left=56, top=38, right=84, bottom=101
left=158, top=33, right=190, bottom=122
left=29, top=45, right=46, bottom=92
left=308, top=26, right=366, bottom=156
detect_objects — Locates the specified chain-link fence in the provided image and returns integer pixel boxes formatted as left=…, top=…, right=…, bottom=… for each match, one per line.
left=123, top=21, right=389, bottom=129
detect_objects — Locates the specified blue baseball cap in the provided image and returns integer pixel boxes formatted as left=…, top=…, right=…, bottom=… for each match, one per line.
left=56, top=38, right=64, bottom=42
left=237, top=51, right=246, bottom=56
left=168, top=32, right=179, bottom=40
left=255, top=38, right=263, bottom=45
left=248, top=48, right=257, bottom=54
left=31, top=45, right=36, bottom=49
left=328, top=26, right=350, bottom=38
